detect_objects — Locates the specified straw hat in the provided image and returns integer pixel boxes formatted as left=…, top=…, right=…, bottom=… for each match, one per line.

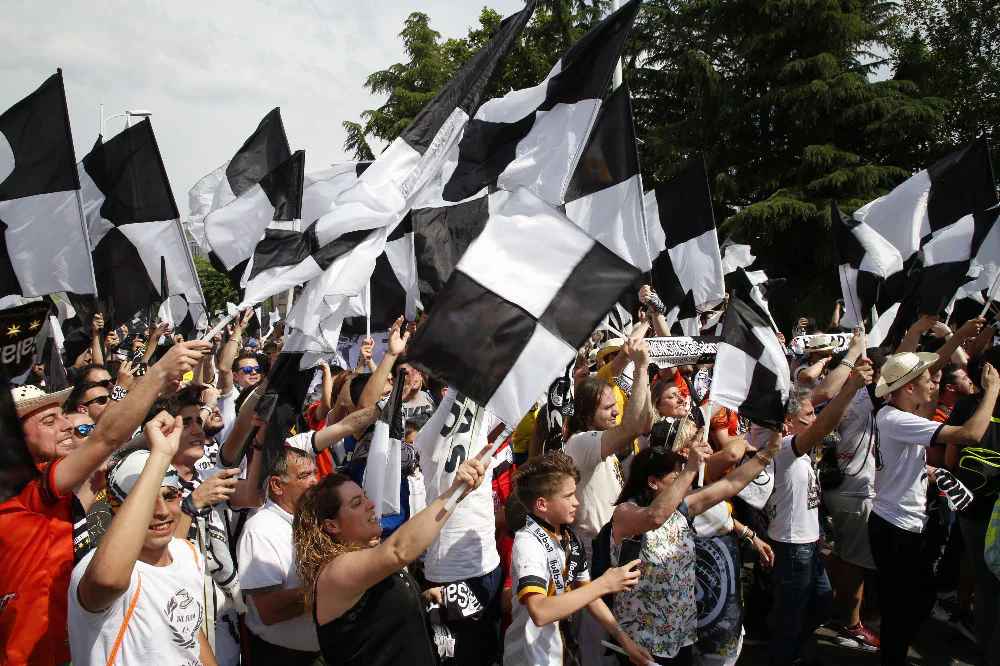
left=875, top=351, right=939, bottom=398
left=596, top=338, right=624, bottom=362
left=12, top=385, right=73, bottom=418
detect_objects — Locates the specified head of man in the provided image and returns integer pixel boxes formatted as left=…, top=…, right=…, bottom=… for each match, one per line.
left=269, top=448, right=318, bottom=513
left=145, top=393, right=207, bottom=475
left=595, top=339, right=623, bottom=371
left=233, top=353, right=262, bottom=389
left=66, top=411, right=96, bottom=443
left=783, top=386, right=816, bottom=437
left=939, top=363, right=974, bottom=406
left=106, top=449, right=183, bottom=556
left=395, top=361, right=425, bottom=402
left=80, top=364, right=113, bottom=386
left=14, top=385, right=75, bottom=463
left=264, top=341, right=279, bottom=365
left=571, top=377, right=618, bottom=434
left=65, top=381, right=112, bottom=421
left=173, top=385, right=224, bottom=437
left=876, top=352, right=940, bottom=411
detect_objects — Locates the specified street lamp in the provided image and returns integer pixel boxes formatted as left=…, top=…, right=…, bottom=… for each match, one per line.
left=99, top=104, right=153, bottom=139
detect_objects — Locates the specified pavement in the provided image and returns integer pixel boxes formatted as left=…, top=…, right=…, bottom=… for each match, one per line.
left=737, top=615, right=981, bottom=665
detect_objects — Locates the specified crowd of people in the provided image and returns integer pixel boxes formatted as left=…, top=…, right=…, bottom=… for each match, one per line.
left=2, top=287, right=999, bottom=666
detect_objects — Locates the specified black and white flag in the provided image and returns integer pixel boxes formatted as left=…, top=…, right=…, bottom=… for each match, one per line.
left=848, top=140, right=998, bottom=343
left=406, top=187, right=643, bottom=427
left=256, top=3, right=535, bottom=359
left=77, top=119, right=206, bottom=330
left=720, top=238, right=755, bottom=275
left=644, top=159, right=725, bottom=332
left=710, top=293, right=790, bottom=430
left=831, top=202, right=904, bottom=329
left=410, top=0, right=642, bottom=310
left=0, top=71, right=95, bottom=298
left=364, top=369, right=405, bottom=518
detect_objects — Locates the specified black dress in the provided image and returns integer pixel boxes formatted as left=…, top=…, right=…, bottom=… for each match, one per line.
left=315, top=567, right=438, bottom=666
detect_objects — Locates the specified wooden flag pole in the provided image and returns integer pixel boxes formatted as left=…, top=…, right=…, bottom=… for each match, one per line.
left=443, top=405, right=500, bottom=512
left=202, top=310, right=240, bottom=342
left=699, top=402, right=712, bottom=487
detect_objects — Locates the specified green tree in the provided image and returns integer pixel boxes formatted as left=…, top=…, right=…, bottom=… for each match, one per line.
left=894, top=0, right=1000, bottom=149
left=629, top=0, right=945, bottom=322
left=193, top=255, right=239, bottom=314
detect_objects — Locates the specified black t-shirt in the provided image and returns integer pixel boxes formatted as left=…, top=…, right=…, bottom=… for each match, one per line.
left=945, top=393, right=1000, bottom=521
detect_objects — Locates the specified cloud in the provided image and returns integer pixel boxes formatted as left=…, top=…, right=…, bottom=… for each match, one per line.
left=1, top=0, right=523, bottom=216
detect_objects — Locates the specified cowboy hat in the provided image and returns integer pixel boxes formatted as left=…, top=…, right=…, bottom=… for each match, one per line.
left=874, top=351, right=939, bottom=398
left=596, top=338, right=624, bottom=362
left=12, top=385, right=73, bottom=418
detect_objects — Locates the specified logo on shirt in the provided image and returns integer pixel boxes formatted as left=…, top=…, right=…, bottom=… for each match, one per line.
left=165, top=589, right=204, bottom=649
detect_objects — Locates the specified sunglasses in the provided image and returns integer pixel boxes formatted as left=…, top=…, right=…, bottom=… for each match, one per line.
left=73, top=423, right=96, bottom=437
left=91, top=379, right=114, bottom=389
left=238, top=366, right=261, bottom=375
left=82, top=394, right=111, bottom=407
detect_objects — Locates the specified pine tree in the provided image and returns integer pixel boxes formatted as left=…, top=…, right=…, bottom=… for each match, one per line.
left=630, top=0, right=945, bottom=321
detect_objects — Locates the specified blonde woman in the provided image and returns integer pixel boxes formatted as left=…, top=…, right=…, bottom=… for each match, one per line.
left=293, top=456, right=486, bottom=666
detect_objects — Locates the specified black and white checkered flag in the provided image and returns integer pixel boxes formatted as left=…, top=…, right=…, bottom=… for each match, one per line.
left=406, top=188, right=642, bottom=426
left=710, top=292, right=790, bottom=430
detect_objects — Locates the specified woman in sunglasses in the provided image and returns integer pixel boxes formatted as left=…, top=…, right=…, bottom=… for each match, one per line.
left=607, top=419, right=782, bottom=665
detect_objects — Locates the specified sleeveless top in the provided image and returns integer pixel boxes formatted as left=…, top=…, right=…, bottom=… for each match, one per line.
left=315, top=567, right=438, bottom=666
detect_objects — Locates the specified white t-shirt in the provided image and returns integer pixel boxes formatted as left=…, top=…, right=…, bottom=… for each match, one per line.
left=236, top=500, right=318, bottom=652
left=503, top=518, right=591, bottom=666
left=564, top=431, right=625, bottom=540
left=68, top=538, right=206, bottom=666
left=414, top=391, right=502, bottom=583
left=828, top=389, right=877, bottom=498
left=216, top=387, right=239, bottom=444
left=873, top=406, right=942, bottom=532
left=765, top=435, right=821, bottom=544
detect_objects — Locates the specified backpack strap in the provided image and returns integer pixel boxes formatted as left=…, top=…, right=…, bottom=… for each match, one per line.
left=105, top=572, right=141, bottom=666
left=181, top=538, right=202, bottom=573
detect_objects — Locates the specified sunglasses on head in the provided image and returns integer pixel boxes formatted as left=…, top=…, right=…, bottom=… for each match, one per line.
left=91, top=379, right=113, bottom=389
left=82, top=394, right=111, bottom=407
left=73, top=423, right=96, bottom=437
left=239, top=365, right=261, bottom=375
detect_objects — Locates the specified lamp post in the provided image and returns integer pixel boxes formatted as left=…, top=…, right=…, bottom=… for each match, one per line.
left=99, top=104, right=153, bottom=139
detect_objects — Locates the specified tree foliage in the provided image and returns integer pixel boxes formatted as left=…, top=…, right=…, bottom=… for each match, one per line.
left=344, top=0, right=992, bottom=326
left=193, top=255, right=239, bottom=314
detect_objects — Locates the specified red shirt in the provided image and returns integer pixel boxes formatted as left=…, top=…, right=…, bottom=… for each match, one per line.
left=305, top=401, right=335, bottom=479
left=0, top=459, right=74, bottom=665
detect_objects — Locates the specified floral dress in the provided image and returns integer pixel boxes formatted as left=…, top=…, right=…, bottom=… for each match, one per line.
left=611, top=502, right=698, bottom=659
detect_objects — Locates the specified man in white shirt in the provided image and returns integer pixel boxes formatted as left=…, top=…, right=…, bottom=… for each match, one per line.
left=237, top=447, right=321, bottom=665
left=870, top=351, right=999, bottom=666
left=766, top=360, right=873, bottom=666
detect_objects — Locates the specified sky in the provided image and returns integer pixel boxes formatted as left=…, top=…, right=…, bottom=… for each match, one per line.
left=1, top=0, right=524, bottom=218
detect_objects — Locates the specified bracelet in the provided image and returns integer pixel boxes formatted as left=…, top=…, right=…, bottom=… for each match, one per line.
left=199, top=404, right=212, bottom=413
left=754, top=452, right=773, bottom=466
left=740, top=526, right=751, bottom=540
left=744, top=530, right=756, bottom=543
left=610, top=626, right=625, bottom=641
left=838, top=359, right=855, bottom=370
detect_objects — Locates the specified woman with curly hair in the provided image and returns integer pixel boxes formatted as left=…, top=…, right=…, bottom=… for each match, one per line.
left=292, top=456, right=486, bottom=666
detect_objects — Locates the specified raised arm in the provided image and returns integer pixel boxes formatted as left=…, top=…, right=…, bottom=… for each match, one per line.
left=686, top=429, right=782, bottom=516
left=217, top=310, right=253, bottom=396
left=77, top=413, right=182, bottom=612
left=600, top=338, right=654, bottom=459
left=928, top=318, right=984, bottom=375
left=639, top=284, right=671, bottom=338
left=90, top=313, right=105, bottom=366
left=793, top=360, right=874, bottom=456
left=218, top=378, right=266, bottom=467
left=612, top=433, right=707, bottom=541
left=811, top=329, right=865, bottom=405
left=141, top=321, right=169, bottom=364
left=897, top=314, right=938, bottom=354
left=313, top=405, right=382, bottom=452
left=359, top=316, right=408, bottom=409
left=53, top=341, right=210, bottom=496
left=318, top=455, right=486, bottom=604
left=312, top=363, right=334, bottom=424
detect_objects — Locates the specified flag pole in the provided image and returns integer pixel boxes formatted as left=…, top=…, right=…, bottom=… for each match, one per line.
left=699, top=402, right=712, bottom=487
left=611, top=0, right=623, bottom=89
left=365, top=281, right=372, bottom=340
left=979, top=271, right=1000, bottom=318
left=202, top=310, right=240, bottom=342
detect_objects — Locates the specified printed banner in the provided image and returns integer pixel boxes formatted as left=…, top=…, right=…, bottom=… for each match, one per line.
left=646, top=336, right=719, bottom=368
left=0, top=301, right=51, bottom=377
left=695, top=531, right=743, bottom=658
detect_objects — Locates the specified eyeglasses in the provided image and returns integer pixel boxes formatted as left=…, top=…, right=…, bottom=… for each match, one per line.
left=82, top=394, right=111, bottom=407
left=73, top=423, right=96, bottom=437
left=238, top=366, right=261, bottom=375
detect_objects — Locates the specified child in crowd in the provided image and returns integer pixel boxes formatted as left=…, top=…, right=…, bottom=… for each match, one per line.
left=503, top=451, right=652, bottom=666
